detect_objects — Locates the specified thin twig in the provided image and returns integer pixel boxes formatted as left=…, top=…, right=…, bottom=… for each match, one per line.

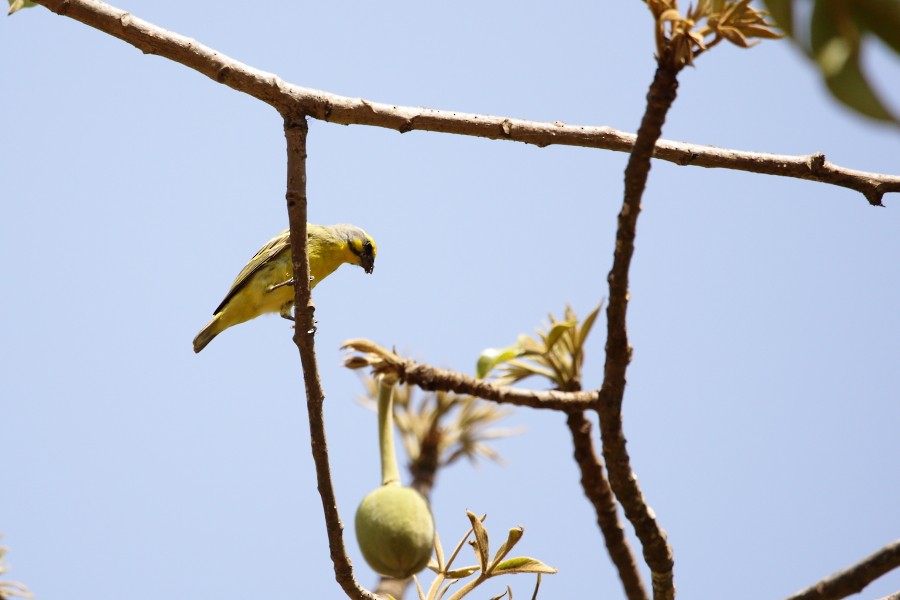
left=566, top=410, right=649, bottom=600
left=784, top=540, right=900, bottom=600
left=283, top=117, right=378, bottom=600
left=31, top=0, right=900, bottom=205
left=342, top=339, right=600, bottom=411
left=597, top=50, right=681, bottom=600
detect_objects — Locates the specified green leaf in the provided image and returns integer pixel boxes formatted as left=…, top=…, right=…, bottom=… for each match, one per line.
left=7, top=0, right=36, bottom=15
left=466, top=511, right=490, bottom=573
left=476, top=346, right=524, bottom=379
left=823, top=46, right=895, bottom=121
left=576, top=302, right=603, bottom=354
left=786, top=0, right=900, bottom=123
left=502, top=360, right=557, bottom=382
left=544, top=320, right=576, bottom=351
left=810, top=0, right=851, bottom=58
left=443, top=564, right=481, bottom=578
left=488, top=527, right=524, bottom=573
left=853, top=0, right=900, bottom=55
left=762, top=0, right=793, bottom=35
left=810, top=0, right=894, bottom=120
left=492, top=557, right=558, bottom=575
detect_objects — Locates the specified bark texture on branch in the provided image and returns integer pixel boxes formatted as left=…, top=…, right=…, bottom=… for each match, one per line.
left=284, top=118, right=378, bottom=600
left=598, top=52, right=682, bottom=600
left=567, top=410, right=649, bottom=600
left=32, top=0, right=900, bottom=206
left=784, top=540, right=900, bottom=600
left=342, top=339, right=600, bottom=411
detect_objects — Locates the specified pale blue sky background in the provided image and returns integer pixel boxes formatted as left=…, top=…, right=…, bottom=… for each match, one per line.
left=2, top=2, right=899, bottom=599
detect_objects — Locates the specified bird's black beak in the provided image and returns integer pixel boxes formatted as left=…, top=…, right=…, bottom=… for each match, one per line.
left=360, top=253, right=375, bottom=275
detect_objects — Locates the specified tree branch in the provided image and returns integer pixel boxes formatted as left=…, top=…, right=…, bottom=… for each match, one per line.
left=566, top=410, right=649, bottom=600
left=31, top=0, right=900, bottom=206
left=597, top=51, right=681, bottom=600
left=283, top=117, right=378, bottom=600
left=342, top=339, right=600, bottom=411
left=784, top=540, right=900, bottom=600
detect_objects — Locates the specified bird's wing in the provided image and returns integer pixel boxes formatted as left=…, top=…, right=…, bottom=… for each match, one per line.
left=212, top=229, right=291, bottom=314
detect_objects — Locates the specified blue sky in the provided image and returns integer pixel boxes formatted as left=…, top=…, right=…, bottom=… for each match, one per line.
left=2, top=1, right=899, bottom=599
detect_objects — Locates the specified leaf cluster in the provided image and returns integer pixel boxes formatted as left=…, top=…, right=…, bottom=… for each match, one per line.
left=477, top=302, right=602, bottom=393
left=0, top=542, right=32, bottom=600
left=646, top=0, right=782, bottom=66
left=410, top=512, right=556, bottom=600
left=359, top=378, right=519, bottom=470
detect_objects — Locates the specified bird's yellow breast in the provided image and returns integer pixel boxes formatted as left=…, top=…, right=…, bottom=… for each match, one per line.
left=213, top=233, right=358, bottom=330
left=217, top=252, right=294, bottom=327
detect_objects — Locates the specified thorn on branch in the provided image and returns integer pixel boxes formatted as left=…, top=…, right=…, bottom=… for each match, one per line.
left=807, top=153, right=827, bottom=174
left=216, top=65, right=232, bottom=83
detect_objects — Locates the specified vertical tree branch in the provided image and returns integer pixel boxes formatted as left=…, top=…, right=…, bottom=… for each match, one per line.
left=597, top=50, right=682, bottom=600
left=566, top=410, right=649, bottom=600
left=283, top=114, right=378, bottom=600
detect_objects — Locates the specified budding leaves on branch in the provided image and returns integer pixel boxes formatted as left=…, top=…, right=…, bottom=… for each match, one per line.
left=646, top=0, right=782, bottom=67
left=418, top=512, right=556, bottom=600
left=477, top=302, right=602, bottom=392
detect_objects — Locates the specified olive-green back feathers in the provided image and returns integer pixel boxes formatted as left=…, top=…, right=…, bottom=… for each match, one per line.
left=193, top=223, right=377, bottom=353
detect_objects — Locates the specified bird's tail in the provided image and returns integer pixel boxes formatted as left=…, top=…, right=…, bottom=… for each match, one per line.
left=193, top=315, right=223, bottom=353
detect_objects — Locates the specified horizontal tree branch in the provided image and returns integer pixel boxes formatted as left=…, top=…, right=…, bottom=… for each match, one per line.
left=32, top=0, right=900, bottom=206
left=784, top=539, right=900, bottom=600
left=341, top=339, right=600, bottom=411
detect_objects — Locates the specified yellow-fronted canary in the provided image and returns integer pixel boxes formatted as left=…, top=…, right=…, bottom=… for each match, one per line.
left=193, top=224, right=376, bottom=353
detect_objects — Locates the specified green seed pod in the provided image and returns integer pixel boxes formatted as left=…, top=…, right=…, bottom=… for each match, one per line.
left=355, top=485, right=435, bottom=579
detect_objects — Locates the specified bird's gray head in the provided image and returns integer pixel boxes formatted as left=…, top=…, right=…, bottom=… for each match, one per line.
left=337, top=224, right=377, bottom=274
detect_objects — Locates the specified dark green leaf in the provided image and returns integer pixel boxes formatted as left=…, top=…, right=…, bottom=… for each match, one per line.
left=809, top=0, right=897, bottom=122
left=853, top=0, right=900, bottom=55
left=763, top=0, right=793, bottom=34
left=823, top=46, right=895, bottom=120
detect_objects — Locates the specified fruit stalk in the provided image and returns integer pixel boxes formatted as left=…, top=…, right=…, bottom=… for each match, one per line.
left=377, top=375, right=401, bottom=486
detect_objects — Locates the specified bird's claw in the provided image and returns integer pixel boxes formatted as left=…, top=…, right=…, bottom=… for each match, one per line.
left=267, top=278, right=295, bottom=293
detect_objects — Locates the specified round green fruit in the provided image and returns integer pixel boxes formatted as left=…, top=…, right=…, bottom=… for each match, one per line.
left=355, top=485, right=435, bottom=579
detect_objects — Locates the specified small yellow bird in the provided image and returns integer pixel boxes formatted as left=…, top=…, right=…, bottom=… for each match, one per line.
left=193, top=224, right=376, bottom=353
